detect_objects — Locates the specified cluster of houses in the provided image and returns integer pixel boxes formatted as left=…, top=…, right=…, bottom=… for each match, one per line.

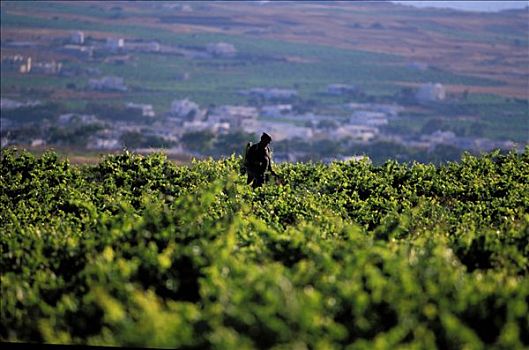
left=1, top=55, right=63, bottom=75
left=67, top=96, right=389, bottom=151
left=0, top=89, right=520, bottom=159
left=66, top=31, right=237, bottom=60
left=164, top=98, right=403, bottom=145
left=0, top=28, right=516, bottom=159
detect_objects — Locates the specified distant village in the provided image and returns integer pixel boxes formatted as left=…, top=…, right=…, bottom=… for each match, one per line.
left=0, top=28, right=521, bottom=163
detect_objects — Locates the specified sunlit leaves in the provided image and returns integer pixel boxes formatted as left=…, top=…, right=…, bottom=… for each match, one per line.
left=1, top=147, right=528, bottom=348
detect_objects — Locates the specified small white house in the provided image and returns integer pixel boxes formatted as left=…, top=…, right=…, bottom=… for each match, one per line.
left=106, top=37, right=124, bottom=51
left=126, top=103, right=156, bottom=117
left=170, top=99, right=203, bottom=119
left=71, top=31, right=85, bottom=45
left=415, top=83, right=446, bottom=102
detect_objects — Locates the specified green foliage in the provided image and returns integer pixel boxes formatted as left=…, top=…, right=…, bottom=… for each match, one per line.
left=1, top=147, right=528, bottom=348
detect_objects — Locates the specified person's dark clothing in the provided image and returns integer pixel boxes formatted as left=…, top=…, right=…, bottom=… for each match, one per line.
left=246, top=143, right=273, bottom=188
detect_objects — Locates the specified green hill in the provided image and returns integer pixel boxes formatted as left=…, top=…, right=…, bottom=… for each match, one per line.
left=1, top=148, right=528, bottom=348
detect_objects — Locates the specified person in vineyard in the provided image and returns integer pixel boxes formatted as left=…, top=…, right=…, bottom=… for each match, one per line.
left=244, top=132, right=277, bottom=188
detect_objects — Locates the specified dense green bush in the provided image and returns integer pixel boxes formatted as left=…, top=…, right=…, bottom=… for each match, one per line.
left=1, top=147, right=528, bottom=348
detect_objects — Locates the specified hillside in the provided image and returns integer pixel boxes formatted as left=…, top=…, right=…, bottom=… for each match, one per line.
left=1, top=1, right=528, bottom=158
left=1, top=148, right=528, bottom=348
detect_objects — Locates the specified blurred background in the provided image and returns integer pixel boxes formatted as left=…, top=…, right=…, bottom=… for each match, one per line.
left=1, top=0, right=527, bottom=164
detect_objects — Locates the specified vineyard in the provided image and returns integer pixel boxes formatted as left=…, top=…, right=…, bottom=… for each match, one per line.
left=1, top=147, right=528, bottom=349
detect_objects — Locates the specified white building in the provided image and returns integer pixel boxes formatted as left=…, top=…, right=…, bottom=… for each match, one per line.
left=415, top=83, right=446, bottom=102
left=169, top=98, right=203, bottom=119
left=88, top=76, right=127, bottom=91
left=126, top=103, right=155, bottom=117
left=71, top=31, right=85, bottom=45
left=19, top=57, right=32, bottom=74
left=106, top=37, right=125, bottom=51
left=206, top=42, right=237, bottom=57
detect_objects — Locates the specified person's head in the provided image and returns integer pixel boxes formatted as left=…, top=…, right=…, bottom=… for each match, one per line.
left=260, top=132, right=272, bottom=146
